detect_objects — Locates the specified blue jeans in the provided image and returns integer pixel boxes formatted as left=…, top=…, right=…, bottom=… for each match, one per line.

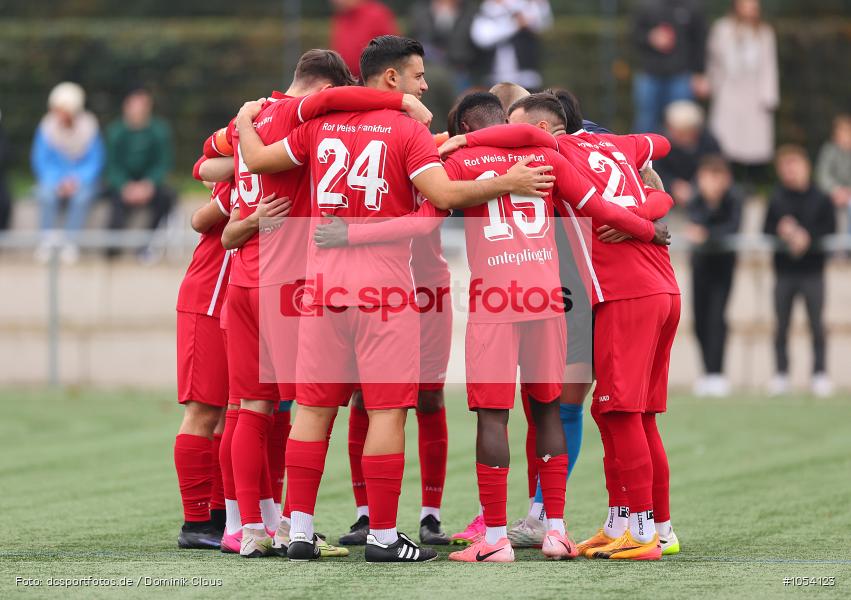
left=37, top=182, right=97, bottom=240
left=632, top=72, right=693, bottom=133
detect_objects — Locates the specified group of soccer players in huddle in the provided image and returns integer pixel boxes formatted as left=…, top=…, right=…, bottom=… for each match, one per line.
left=173, top=33, right=682, bottom=563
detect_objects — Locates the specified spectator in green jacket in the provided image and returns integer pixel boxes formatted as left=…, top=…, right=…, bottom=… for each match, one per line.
left=105, top=88, right=175, bottom=259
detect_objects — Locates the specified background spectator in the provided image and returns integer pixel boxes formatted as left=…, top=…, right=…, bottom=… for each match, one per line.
left=656, top=100, right=721, bottom=206
left=687, top=156, right=743, bottom=397
left=470, top=0, right=553, bottom=91
left=763, top=145, right=836, bottom=397
left=408, top=0, right=478, bottom=128
left=815, top=114, right=851, bottom=233
left=105, top=88, right=175, bottom=260
left=0, top=109, right=11, bottom=231
left=31, top=82, right=104, bottom=264
left=630, top=0, right=707, bottom=133
left=330, top=0, right=399, bottom=79
left=707, top=0, right=779, bottom=188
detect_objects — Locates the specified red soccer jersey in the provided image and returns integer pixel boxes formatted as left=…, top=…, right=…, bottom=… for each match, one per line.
left=204, top=88, right=405, bottom=287
left=283, top=109, right=443, bottom=306
left=556, top=132, right=679, bottom=304
left=444, top=144, right=656, bottom=323
left=176, top=181, right=236, bottom=318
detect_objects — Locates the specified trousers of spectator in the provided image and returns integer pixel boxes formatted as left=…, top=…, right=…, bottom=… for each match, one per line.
left=107, top=184, right=176, bottom=251
left=632, top=72, right=693, bottom=133
left=773, top=271, right=827, bottom=374
left=37, top=183, right=98, bottom=239
left=691, top=253, right=736, bottom=374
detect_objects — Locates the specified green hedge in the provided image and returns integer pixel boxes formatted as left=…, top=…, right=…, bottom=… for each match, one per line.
left=1, top=16, right=850, bottom=177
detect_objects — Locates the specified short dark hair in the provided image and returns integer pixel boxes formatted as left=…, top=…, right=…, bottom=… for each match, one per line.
left=455, top=92, right=506, bottom=133
left=508, top=92, right=567, bottom=130
left=545, top=88, right=584, bottom=134
left=294, top=49, right=357, bottom=87
left=698, top=154, right=731, bottom=175
left=360, top=35, right=425, bottom=83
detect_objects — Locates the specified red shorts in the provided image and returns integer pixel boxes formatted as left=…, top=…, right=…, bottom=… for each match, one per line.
left=297, top=306, right=419, bottom=410
left=177, top=311, right=228, bottom=407
left=466, top=317, right=566, bottom=410
left=418, top=299, right=452, bottom=391
left=592, top=293, right=680, bottom=414
left=226, top=284, right=299, bottom=402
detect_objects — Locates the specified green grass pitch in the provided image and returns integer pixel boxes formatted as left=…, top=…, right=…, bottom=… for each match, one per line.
left=1, top=387, right=850, bottom=599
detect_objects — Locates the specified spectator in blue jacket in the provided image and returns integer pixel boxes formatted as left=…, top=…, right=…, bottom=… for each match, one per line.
left=31, top=82, right=104, bottom=263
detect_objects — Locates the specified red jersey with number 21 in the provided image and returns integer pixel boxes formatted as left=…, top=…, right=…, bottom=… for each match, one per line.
left=556, top=132, right=679, bottom=304
left=284, top=109, right=442, bottom=306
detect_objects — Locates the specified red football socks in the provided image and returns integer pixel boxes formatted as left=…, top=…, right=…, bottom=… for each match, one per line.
left=521, top=391, right=539, bottom=498
left=536, top=453, right=568, bottom=520
left=603, top=411, right=654, bottom=514
left=643, top=413, right=670, bottom=522
left=267, top=410, right=291, bottom=504
left=417, top=407, right=448, bottom=509
left=476, top=462, right=509, bottom=527
left=591, top=402, right=628, bottom=506
left=219, top=408, right=238, bottom=501
left=232, top=409, right=273, bottom=525
left=348, top=406, right=369, bottom=508
left=174, top=433, right=212, bottom=522
left=362, top=453, right=405, bottom=530
left=285, top=438, right=330, bottom=515
left=210, top=433, right=225, bottom=511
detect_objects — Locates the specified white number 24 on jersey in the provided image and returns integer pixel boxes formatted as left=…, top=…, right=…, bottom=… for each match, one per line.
left=316, top=138, right=389, bottom=210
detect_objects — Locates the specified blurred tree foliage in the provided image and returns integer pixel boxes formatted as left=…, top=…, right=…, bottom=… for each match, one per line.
left=0, top=10, right=849, bottom=177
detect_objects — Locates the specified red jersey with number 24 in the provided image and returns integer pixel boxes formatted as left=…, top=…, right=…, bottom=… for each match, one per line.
left=283, top=109, right=442, bottom=306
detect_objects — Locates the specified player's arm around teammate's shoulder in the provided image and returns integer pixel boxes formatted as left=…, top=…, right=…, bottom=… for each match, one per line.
left=418, top=154, right=555, bottom=211
left=234, top=100, right=297, bottom=174
left=547, top=149, right=667, bottom=245
left=221, top=195, right=291, bottom=250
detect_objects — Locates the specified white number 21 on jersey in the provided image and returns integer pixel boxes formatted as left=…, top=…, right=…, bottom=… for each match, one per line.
left=316, top=138, right=388, bottom=210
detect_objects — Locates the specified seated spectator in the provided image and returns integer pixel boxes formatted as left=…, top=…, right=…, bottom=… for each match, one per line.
left=763, top=145, right=836, bottom=397
left=815, top=114, right=851, bottom=232
left=0, top=109, right=11, bottom=231
left=686, top=156, right=743, bottom=397
left=656, top=100, right=721, bottom=206
left=31, top=82, right=105, bottom=264
left=105, top=88, right=176, bottom=260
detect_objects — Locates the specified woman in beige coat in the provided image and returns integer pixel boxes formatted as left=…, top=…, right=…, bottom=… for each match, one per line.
left=707, top=0, right=779, bottom=184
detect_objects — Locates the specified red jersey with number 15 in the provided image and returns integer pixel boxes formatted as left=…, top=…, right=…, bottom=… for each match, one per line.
left=556, top=132, right=679, bottom=304
left=283, top=109, right=442, bottom=306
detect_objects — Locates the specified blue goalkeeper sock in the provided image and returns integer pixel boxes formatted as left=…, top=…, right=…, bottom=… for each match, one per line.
left=278, top=400, right=293, bottom=412
left=532, top=403, right=584, bottom=505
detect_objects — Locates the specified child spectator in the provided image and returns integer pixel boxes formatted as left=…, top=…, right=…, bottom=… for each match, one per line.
left=763, top=145, right=836, bottom=397
left=687, top=156, right=743, bottom=397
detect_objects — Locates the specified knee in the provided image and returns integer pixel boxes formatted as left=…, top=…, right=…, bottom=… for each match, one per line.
left=181, top=402, right=223, bottom=435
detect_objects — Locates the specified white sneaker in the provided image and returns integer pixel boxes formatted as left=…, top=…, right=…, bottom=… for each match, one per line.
left=768, top=374, right=790, bottom=397
left=240, top=526, right=273, bottom=558
left=34, top=242, right=53, bottom=264
left=271, top=519, right=290, bottom=557
left=811, top=373, right=833, bottom=398
left=507, top=514, right=546, bottom=548
left=659, top=529, right=681, bottom=555
left=706, top=374, right=731, bottom=397
left=693, top=376, right=711, bottom=397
